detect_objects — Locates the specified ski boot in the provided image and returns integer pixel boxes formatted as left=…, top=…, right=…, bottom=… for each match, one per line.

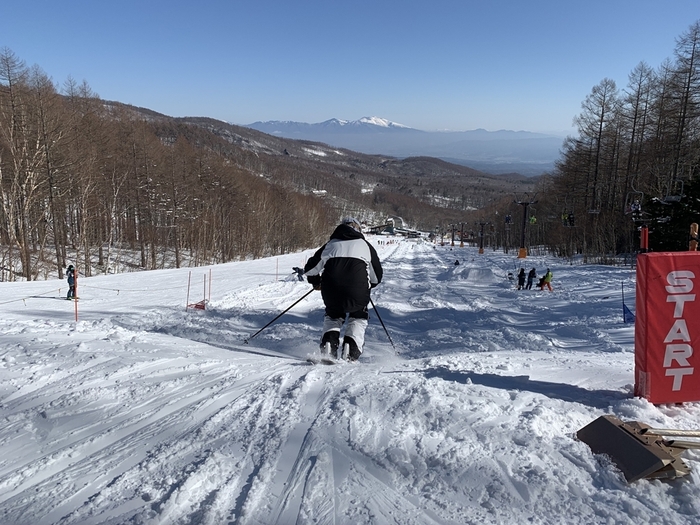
left=342, top=337, right=362, bottom=362
left=320, top=331, right=340, bottom=359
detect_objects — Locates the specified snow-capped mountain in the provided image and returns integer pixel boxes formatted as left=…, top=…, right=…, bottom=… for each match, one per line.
left=244, top=117, right=564, bottom=176
left=248, top=116, right=414, bottom=134
left=349, top=116, right=410, bottom=128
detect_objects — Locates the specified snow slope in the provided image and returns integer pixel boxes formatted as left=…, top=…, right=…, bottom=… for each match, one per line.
left=1, top=239, right=699, bottom=525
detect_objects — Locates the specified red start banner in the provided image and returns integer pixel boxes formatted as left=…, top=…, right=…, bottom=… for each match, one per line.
left=635, top=252, right=700, bottom=404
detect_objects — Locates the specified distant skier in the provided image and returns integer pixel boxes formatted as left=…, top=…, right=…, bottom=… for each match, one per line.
left=539, top=268, right=553, bottom=291
left=292, top=267, right=305, bottom=281
left=66, top=265, right=76, bottom=300
left=629, top=199, right=642, bottom=221
left=526, top=268, right=536, bottom=290
left=304, top=217, right=383, bottom=361
left=517, top=268, right=526, bottom=290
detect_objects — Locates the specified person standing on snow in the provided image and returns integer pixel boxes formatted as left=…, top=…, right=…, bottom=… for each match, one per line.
left=66, top=265, right=76, bottom=300
left=304, top=217, right=383, bottom=361
left=540, top=268, right=553, bottom=291
left=517, top=268, right=526, bottom=290
left=526, top=268, right=536, bottom=290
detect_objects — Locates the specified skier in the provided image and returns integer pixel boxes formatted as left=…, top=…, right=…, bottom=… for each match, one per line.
left=304, top=217, right=383, bottom=361
left=629, top=199, right=642, bottom=221
left=517, top=268, right=526, bottom=290
left=66, top=265, right=76, bottom=300
left=526, top=268, right=536, bottom=290
left=540, top=268, right=553, bottom=291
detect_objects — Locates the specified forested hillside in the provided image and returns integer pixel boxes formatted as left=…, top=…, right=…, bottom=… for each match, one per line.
left=4, top=20, right=698, bottom=281
left=513, top=21, right=700, bottom=259
left=0, top=48, right=535, bottom=281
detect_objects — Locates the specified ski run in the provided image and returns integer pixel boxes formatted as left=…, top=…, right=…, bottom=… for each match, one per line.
left=1, top=237, right=699, bottom=525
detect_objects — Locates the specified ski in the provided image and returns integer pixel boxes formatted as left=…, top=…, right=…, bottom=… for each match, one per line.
left=306, top=357, right=338, bottom=366
left=306, top=341, right=360, bottom=365
left=306, top=354, right=360, bottom=365
left=308, top=341, right=340, bottom=365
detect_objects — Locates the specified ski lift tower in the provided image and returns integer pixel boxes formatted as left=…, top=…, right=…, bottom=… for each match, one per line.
left=476, top=220, right=489, bottom=254
left=514, top=194, right=538, bottom=258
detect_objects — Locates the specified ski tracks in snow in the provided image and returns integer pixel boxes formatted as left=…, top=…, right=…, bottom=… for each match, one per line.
left=0, top=320, right=327, bottom=524
left=0, top=323, right=417, bottom=525
left=1, top=239, right=663, bottom=525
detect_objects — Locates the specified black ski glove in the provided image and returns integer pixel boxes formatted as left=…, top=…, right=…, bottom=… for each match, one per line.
left=307, top=274, right=321, bottom=290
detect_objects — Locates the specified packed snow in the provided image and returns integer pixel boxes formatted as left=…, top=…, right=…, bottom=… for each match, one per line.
left=1, top=238, right=699, bottom=525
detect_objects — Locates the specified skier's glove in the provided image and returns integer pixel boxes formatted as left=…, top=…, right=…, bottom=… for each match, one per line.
left=307, top=274, right=321, bottom=290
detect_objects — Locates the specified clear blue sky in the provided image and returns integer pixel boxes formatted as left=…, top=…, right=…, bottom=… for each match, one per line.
left=2, top=0, right=699, bottom=135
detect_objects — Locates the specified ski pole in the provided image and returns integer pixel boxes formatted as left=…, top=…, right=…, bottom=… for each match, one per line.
left=244, top=288, right=314, bottom=343
left=369, top=297, right=396, bottom=352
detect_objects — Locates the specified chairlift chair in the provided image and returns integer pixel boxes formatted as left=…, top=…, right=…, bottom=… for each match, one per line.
left=624, top=190, right=644, bottom=215
left=559, top=196, right=576, bottom=227
left=504, top=213, right=512, bottom=231
left=663, top=180, right=684, bottom=203
left=563, top=210, right=575, bottom=227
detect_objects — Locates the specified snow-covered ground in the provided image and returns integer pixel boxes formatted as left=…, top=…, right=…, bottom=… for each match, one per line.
left=1, top=238, right=699, bottom=525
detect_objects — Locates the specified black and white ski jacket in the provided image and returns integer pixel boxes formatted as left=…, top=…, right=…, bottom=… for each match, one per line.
left=304, top=224, right=383, bottom=313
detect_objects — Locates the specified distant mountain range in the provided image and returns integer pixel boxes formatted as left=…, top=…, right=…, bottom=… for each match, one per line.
left=244, top=117, right=566, bottom=177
